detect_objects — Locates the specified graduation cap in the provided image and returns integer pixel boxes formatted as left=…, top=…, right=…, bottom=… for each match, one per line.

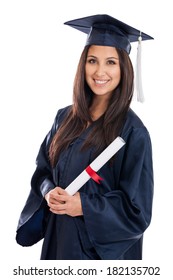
left=64, top=14, right=154, bottom=102
left=64, top=14, right=153, bottom=54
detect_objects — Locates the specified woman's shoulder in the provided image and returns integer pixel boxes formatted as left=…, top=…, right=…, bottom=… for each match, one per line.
left=54, top=105, right=72, bottom=126
left=126, top=108, right=147, bottom=129
left=45, top=105, right=72, bottom=146
left=56, top=105, right=72, bottom=119
left=121, top=108, right=150, bottom=140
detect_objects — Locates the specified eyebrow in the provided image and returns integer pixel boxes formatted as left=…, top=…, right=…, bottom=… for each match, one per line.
left=87, top=55, right=119, bottom=60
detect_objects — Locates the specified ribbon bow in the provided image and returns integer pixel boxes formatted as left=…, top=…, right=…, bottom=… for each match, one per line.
left=85, top=165, right=103, bottom=184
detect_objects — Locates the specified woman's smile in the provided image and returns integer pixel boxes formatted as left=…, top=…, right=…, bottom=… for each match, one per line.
left=94, top=79, right=110, bottom=85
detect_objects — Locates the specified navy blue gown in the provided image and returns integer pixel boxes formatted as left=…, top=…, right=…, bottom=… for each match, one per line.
left=16, top=106, right=154, bottom=260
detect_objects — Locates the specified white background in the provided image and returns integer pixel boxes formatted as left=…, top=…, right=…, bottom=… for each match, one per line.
left=0, top=0, right=172, bottom=278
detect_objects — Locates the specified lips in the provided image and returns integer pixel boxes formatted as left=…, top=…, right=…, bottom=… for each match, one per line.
left=94, top=79, right=109, bottom=85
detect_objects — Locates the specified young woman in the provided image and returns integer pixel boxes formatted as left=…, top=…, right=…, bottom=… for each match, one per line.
left=16, top=14, right=154, bottom=260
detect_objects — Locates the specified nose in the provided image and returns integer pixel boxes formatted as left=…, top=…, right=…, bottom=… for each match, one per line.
left=95, top=63, right=106, bottom=77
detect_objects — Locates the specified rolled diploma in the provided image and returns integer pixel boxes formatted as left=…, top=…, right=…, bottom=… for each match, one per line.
left=65, top=136, right=125, bottom=195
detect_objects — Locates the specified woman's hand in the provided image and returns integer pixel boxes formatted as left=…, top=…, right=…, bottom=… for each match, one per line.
left=45, top=187, right=83, bottom=217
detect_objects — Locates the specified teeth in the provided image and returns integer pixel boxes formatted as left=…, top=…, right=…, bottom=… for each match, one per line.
left=95, top=80, right=107, bottom=84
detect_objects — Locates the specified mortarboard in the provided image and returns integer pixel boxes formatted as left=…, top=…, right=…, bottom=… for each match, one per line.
left=64, top=14, right=153, bottom=54
left=64, top=14, right=154, bottom=102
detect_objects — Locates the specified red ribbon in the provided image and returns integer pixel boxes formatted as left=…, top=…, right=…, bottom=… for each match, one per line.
left=85, top=165, right=103, bottom=184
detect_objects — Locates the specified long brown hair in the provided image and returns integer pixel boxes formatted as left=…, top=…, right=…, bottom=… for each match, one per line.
left=49, top=45, right=134, bottom=167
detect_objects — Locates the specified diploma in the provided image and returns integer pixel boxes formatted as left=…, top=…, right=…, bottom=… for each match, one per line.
left=65, top=136, right=125, bottom=195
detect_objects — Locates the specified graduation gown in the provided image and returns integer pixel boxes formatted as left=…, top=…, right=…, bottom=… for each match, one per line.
left=16, top=105, right=154, bottom=260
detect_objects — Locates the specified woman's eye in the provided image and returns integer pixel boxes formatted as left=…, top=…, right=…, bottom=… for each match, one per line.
left=87, top=59, right=96, bottom=64
left=107, top=60, right=116, bottom=65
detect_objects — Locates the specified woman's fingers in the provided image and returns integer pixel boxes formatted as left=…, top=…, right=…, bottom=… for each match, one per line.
left=46, top=187, right=83, bottom=217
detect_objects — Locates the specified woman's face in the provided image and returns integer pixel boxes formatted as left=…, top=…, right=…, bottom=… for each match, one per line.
left=85, top=45, right=121, bottom=98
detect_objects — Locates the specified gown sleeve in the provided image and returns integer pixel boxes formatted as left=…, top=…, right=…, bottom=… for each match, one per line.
left=80, top=126, right=154, bottom=259
left=16, top=108, right=66, bottom=246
